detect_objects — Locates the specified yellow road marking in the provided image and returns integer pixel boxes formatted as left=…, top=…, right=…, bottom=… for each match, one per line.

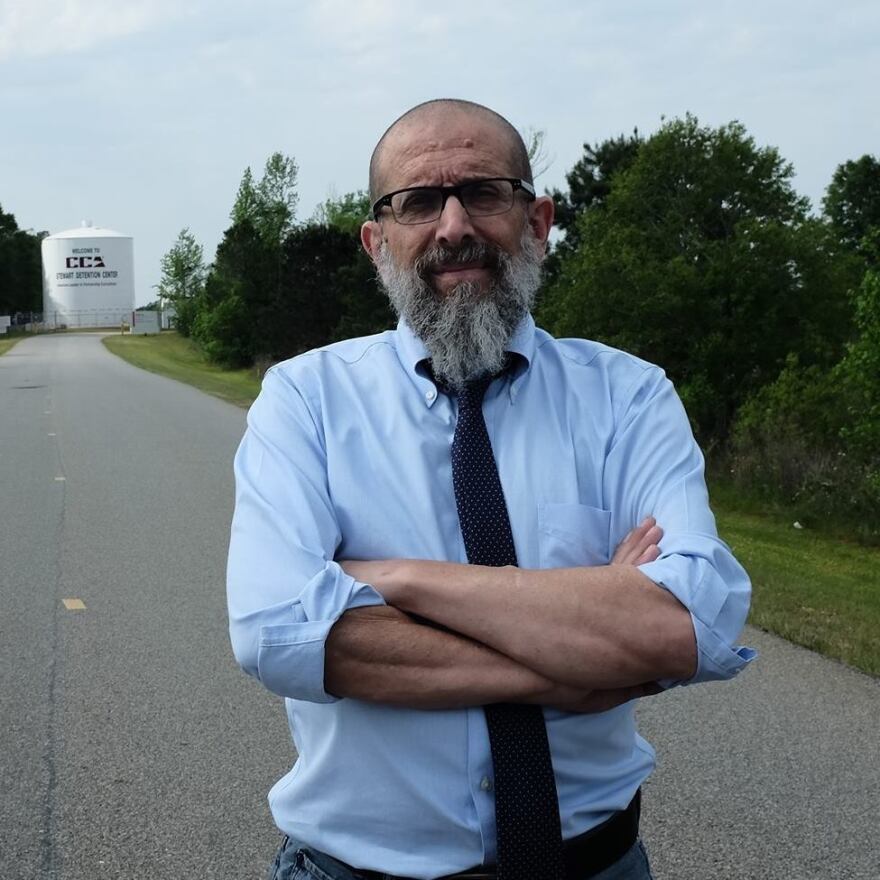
left=62, top=598, right=86, bottom=610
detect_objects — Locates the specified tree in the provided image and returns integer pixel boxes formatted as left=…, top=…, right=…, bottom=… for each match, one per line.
left=255, top=152, right=299, bottom=245
left=539, top=131, right=642, bottom=290
left=834, top=241, right=880, bottom=462
left=0, top=204, right=44, bottom=315
left=823, top=154, right=880, bottom=258
left=194, top=154, right=299, bottom=365
left=230, top=167, right=259, bottom=227
left=308, top=190, right=394, bottom=343
left=157, top=228, right=206, bottom=336
left=312, top=189, right=371, bottom=236
left=730, top=251, right=880, bottom=540
left=538, top=115, right=858, bottom=445
left=229, top=154, right=300, bottom=246
left=194, top=219, right=270, bottom=364
left=549, top=131, right=642, bottom=241
left=271, top=225, right=359, bottom=355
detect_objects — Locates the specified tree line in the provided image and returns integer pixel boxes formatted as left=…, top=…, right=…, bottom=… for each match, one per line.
left=0, top=205, right=44, bottom=316
left=150, top=121, right=880, bottom=541
left=157, top=155, right=390, bottom=370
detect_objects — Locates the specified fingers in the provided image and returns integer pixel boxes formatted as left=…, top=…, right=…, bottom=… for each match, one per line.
left=611, top=516, right=663, bottom=565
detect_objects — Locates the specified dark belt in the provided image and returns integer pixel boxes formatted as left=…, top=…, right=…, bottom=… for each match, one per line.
left=354, top=789, right=641, bottom=880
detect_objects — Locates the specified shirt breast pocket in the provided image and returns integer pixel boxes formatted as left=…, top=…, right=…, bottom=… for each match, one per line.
left=537, top=502, right=612, bottom=568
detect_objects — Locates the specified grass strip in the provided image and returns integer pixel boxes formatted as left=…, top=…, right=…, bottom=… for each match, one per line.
left=715, top=503, right=880, bottom=676
left=102, top=331, right=262, bottom=407
left=102, top=331, right=879, bottom=676
left=0, top=337, right=21, bottom=356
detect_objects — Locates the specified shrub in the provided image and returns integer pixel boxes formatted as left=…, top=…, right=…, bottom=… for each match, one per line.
left=730, top=355, right=879, bottom=542
left=192, top=293, right=253, bottom=368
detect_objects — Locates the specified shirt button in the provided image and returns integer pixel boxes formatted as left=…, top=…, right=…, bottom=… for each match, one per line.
left=480, top=776, right=492, bottom=791
left=425, top=389, right=436, bottom=401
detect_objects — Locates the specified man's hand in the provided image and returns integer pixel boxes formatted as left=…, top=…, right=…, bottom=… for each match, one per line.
left=340, top=516, right=665, bottom=598
left=611, top=516, right=663, bottom=566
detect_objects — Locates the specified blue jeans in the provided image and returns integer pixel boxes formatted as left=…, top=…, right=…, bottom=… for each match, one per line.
left=268, top=836, right=655, bottom=880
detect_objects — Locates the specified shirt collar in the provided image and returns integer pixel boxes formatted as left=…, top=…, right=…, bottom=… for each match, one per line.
left=395, top=314, right=536, bottom=406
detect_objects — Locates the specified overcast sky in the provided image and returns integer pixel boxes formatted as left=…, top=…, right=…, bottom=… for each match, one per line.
left=1, top=0, right=877, bottom=306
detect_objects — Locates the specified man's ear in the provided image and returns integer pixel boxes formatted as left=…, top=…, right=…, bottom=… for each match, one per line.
left=361, top=220, right=383, bottom=263
left=528, top=195, right=555, bottom=253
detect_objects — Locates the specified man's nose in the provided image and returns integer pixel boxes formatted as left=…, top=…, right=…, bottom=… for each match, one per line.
left=434, top=194, right=476, bottom=247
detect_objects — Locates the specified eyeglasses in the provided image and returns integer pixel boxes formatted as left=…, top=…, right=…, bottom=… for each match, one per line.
left=372, top=178, right=536, bottom=225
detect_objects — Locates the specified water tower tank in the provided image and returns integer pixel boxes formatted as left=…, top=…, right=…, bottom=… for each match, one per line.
left=42, top=223, right=135, bottom=327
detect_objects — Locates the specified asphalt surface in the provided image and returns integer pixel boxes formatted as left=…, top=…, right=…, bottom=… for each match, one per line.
left=1, top=334, right=290, bottom=879
left=1, top=333, right=878, bottom=879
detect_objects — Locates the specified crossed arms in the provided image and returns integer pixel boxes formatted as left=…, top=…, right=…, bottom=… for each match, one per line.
left=227, top=363, right=753, bottom=710
left=325, top=517, right=698, bottom=713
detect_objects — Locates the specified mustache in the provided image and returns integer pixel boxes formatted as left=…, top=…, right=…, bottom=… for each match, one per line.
left=413, top=242, right=503, bottom=280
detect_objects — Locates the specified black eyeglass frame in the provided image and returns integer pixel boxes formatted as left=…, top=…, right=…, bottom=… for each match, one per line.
left=371, top=177, right=537, bottom=223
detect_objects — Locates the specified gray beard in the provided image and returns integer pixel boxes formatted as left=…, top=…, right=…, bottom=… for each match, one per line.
left=376, top=229, right=544, bottom=390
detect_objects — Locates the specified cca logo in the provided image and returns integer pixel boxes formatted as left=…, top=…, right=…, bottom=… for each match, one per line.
left=66, top=256, right=106, bottom=268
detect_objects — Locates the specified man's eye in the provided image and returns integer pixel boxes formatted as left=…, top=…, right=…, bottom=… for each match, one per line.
left=465, top=182, right=507, bottom=209
left=396, top=191, right=438, bottom=216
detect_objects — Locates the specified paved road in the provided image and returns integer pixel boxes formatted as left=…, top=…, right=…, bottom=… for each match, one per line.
left=1, top=334, right=290, bottom=879
left=1, top=333, right=878, bottom=879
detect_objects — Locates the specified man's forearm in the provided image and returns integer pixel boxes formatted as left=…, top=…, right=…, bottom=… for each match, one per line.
left=325, top=605, right=569, bottom=708
left=344, top=561, right=697, bottom=690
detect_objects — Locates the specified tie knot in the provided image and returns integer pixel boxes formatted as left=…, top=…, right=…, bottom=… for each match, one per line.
left=458, top=376, right=493, bottom=412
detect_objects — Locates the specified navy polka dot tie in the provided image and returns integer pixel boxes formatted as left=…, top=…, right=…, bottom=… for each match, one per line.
left=451, top=375, right=565, bottom=880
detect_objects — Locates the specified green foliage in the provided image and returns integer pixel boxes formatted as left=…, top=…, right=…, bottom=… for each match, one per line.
left=231, top=153, right=299, bottom=247
left=538, top=115, right=858, bottom=445
left=193, top=292, right=253, bottom=368
left=173, top=296, right=201, bottom=339
left=269, top=224, right=349, bottom=355
left=257, top=152, right=299, bottom=244
left=312, top=190, right=371, bottom=236
left=265, top=222, right=389, bottom=357
left=192, top=152, right=300, bottom=365
left=230, top=167, right=259, bottom=227
left=194, top=179, right=390, bottom=367
left=834, top=266, right=880, bottom=460
left=0, top=204, right=44, bottom=314
left=541, top=131, right=641, bottom=296
left=332, top=248, right=393, bottom=341
left=549, top=130, right=642, bottom=238
left=730, top=264, right=880, bottom=541
left=193, top=219, right=269, bottom=362
left=157, top=228, right=206, bottom=336
left=823, top=154, right=880, bottom=258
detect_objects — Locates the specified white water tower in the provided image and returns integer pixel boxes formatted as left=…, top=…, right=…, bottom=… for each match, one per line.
left=42, top=223, right=135, bottom=327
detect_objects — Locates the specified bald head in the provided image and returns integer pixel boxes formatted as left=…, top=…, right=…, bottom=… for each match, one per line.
left=368, top=99, right=533, bottom=202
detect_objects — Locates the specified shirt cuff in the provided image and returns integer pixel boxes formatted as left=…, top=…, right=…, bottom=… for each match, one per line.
left=656, top=616, right=757, bottom=690
left=256, top=566, right=385, bottom=703
left=638, top=553, right=756, bottom=688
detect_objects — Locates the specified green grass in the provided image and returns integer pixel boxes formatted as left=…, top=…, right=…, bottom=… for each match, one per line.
left=714, top=499, right=880, bottom=676
left=0, top=336, right=21, bottom=356
left=102, top=331, right=262, bottom=407
left=102, top=331, right=879, bottom=676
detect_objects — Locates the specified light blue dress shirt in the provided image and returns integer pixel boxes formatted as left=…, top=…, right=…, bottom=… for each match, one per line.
left=227, top=315, right=754, bottom=879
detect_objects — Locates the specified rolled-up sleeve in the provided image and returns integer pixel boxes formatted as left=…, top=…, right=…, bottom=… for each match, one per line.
left=606, top=364, right=756, bottom=686
left=226, top=366, right=384, bottom=703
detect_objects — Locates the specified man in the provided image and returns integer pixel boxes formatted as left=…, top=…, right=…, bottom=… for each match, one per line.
left=227, top=99, right=754, bottom=880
